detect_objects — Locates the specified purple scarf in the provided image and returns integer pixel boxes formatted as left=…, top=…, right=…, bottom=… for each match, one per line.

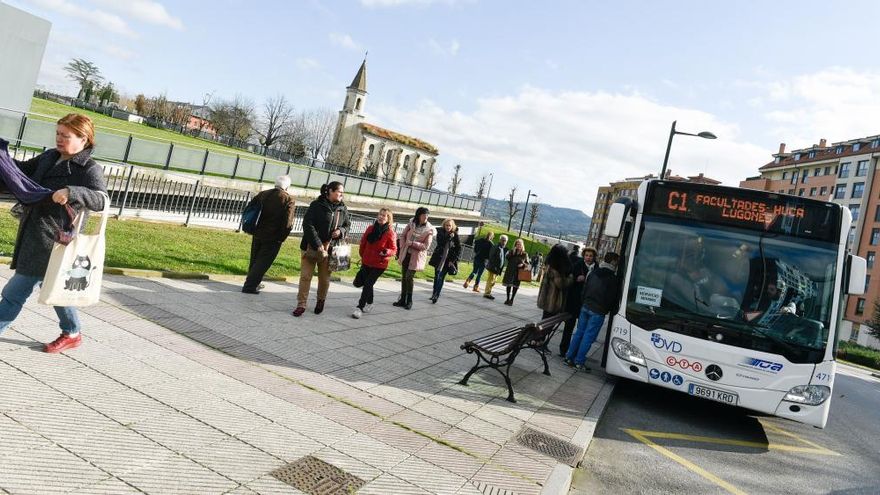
left=0, top=138, right=54, bottom=204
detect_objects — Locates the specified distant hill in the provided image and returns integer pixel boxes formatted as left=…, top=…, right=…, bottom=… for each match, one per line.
left=480, top=197, right=591, bottom=240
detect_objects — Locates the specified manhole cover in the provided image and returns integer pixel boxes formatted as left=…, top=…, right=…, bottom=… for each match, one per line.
left=515, top=427, right=582, bottom=466
left=271, top=456, right=365, bottom=495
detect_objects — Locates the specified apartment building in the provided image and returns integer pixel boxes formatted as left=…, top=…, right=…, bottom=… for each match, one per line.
left=740, top=134, right=880, bottom=347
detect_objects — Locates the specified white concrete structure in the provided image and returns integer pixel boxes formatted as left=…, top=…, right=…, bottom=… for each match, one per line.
left=328, top=60, right=438, bottom=188
left=0, top=4, right=50, bottom=113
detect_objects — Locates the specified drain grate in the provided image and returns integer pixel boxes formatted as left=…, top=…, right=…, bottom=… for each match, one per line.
left=515, top=426, right=582, bottom=466
left=472, top=480, right=519, bottom=494
left=270, top=456, right=365, bottom=495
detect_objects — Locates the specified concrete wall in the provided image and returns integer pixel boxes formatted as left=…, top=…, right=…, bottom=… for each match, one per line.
left=0, top=4, right=51, bottom=113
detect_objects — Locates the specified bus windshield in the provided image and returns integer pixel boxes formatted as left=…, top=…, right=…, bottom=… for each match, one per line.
left=626, top=216, right=839, bottom=364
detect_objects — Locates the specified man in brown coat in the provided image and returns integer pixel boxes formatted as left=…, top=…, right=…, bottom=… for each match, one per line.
left=242, top=175, right=295, bottom=294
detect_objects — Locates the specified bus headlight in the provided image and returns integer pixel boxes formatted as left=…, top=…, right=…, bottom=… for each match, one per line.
left=611, top=337, right=646, bottom=367
left=783, top=385, right=831, bottom=406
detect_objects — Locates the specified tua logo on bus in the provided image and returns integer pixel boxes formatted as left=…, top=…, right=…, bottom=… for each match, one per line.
left=741, top=358, right=784, bottom=373
left=651, top=333, right=682, bottom=353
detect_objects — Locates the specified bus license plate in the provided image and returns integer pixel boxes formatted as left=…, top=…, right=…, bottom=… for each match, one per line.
left=688, top=384, right=738, bottom=405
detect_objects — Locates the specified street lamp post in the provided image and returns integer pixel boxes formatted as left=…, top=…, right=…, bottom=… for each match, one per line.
left=518, top=190, right=537, bottom=237
left=659, top=120, right=717, bottom=179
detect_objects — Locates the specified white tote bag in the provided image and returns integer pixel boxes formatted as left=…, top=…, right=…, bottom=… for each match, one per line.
left=38, top=192, right=110, bottom=307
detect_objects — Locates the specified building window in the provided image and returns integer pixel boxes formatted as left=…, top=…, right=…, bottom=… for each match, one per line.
left=779, top=189, right=785, bottom=194
left=871, top=228, right=880, bottom=245
left=782, top=171, right=788, bottom=180
left=853, top=182, right=865, bottom=198
left=420, top=160, right=426, bottom=174
left=868, top=251, right=875, bottom=269
left=402, top=155, right=410, bottom=170
left=849, top=229, right=856, bottom=246
left=856, top=160, right=869, bottom=177
left=850, top=204, right=861, bottom=221
left=788, top=189, right=795, bottom=195
left=809, top=187, right=817, bottom=196
left=873, top=139, right=880, bottom=148
left=355, top=98, right=362, bottom=110
left=866, top=275, right=871, bottom=293
left=836, top=145, right=844, bottom=154
left=790, top=171, right=798, bottom=184
left=824, top=166, right=832, bottom=175
left=385, top=150, right=393, bottom=164
left=808, top=150, right=816, bottom=158
left=839, top=162, right=851, bottom=178
left=856, top=298, right=865, bottom=315
left=834, top=184, right=847, bottom=199
left=820, top=186, right=828, bottom=196
left=814, top=168, right=821, bottom=176
left=801, top=173, right=808, bottom=183
left=367, top=144, right=374, bottom=158
left=797, top=188, right=804, bottom=196
left=853, top=142, right=861, bottom=152
left=794, top=153, right=801, bottom=160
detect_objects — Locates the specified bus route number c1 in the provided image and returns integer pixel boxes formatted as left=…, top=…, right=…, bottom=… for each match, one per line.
left=667, top=191, right=688, bottom=212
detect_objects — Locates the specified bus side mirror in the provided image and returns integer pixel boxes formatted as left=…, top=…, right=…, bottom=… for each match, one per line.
left=604, top=203, right=627, bottom=238
left=847, top=254, right=867, bottom=295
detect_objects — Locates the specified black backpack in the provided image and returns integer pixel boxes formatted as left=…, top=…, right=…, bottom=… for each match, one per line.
left=241, top=201, right=262, bottom=234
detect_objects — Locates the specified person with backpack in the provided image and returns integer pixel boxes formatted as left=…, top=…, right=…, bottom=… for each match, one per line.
left=293, top=181, right=350, bottom=317
left=352, top=208, right=397, bottom=319
left=241, top=175, right=295, bottom=294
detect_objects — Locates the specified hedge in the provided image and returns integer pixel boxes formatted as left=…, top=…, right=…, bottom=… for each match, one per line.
left=837, top=340, right=880, bottom=370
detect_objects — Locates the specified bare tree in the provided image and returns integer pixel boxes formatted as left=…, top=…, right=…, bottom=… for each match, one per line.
left=448, top=164, right=463, bottom=195
left=280, top=110, right=309, bottom=159
left=191, top=91, right=214, bottom=136
left=134, top=94, right=147, bottom=115
left=302, top=108, right=336, bottom=162
left=527, top=202, right=540, bottom=237
left=64, top=58, right=103, bottom=99
left=476, top=174, right=489, bottom=199
left=425, top=163, right=439, bottom=189
left=146, top=93, right=172, bottom=122
left=256, top=94, right=293, bottom=153
left=211, top=95, right=256, bottom=143
left=379, top=149, right=399, bottom=181
left=506, top=187, right=521, bottom=231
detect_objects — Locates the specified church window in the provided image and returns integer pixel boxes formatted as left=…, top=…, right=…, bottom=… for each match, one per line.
left=420, top=160, right=427, bottom=174
left=403, top=155, right=410, bottom=170
left=386, top=150, right=394, bottom=164
left=356, top=98, right=362, bottom=111
left=368, top=144, right=374, bottom=158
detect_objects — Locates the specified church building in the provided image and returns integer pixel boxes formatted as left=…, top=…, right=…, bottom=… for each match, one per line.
left=328, top=60, right=439, bottom=189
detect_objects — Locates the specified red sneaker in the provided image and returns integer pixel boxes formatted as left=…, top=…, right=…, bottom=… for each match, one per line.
left=292, top=307, right=306, bottom=317
left=44, top=333, right=82, bottom=353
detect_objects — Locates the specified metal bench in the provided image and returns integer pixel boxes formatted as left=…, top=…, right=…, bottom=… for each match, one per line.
left=458, top=313, right=569, bottom=402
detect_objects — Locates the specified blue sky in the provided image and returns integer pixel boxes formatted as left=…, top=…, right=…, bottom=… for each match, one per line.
left=8, top=0, right=880, bottom=213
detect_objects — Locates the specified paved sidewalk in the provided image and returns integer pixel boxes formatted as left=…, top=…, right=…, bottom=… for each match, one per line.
left=0, top=268, right=611, bottom=494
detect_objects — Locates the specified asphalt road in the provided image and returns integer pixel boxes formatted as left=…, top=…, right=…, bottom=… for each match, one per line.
left=571, top=363, right=880, bottom=495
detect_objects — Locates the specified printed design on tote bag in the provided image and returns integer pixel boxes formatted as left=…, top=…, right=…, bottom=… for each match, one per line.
left=63, top=255, right=94, bottom=291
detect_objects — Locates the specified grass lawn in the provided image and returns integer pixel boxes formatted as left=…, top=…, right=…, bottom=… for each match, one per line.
left=0, top=206, right=473, bottom=283
left=28, top=98, right=297, bottom=167
left=478, top=224, right=553, bottom=257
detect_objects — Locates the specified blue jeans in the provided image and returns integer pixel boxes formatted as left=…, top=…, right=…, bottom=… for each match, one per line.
left=468, top=259, right=486, bottom=286
left=565, top=305, right=605, bottom=365
left=433, top=267, right=450, bottom=297
left=0, top=273, right=81, bottom=335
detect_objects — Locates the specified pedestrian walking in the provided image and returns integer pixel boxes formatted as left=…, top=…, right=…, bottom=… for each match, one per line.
left=352, top=208, right=397, bottom=319
left=482, top=234, right=508, bottom=300
left=530, top=251, right=543, bottom=278
left=564, top=252, right=620, bottom=372
left=502, top=239, right=529, bottom=306
left=537, top=244, right=573, bottom=318
left=394, top=207, right=434, bottom=310
left=0, top=114, right=107, bottom=353
left=428, top=218, right=461, bottom=303
left=463, top=231, right=493, bottom=292
left=293, top=181, right=350, bottom=317
left=242, top=175, right=295, bottom=294
left=559, top=246, right=598, bottom=356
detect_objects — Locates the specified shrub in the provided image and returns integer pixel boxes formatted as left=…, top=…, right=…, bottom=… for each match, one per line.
left=837, top=340, right=880, bottom=370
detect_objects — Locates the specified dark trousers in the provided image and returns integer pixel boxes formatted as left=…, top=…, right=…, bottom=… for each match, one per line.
left=400, top=254, right=415, bottom=298
left=358, top=266, right=385, bottom=308
left=559, top=314, right=577, bottom=356
left=244, top=237, right=282, bottom=291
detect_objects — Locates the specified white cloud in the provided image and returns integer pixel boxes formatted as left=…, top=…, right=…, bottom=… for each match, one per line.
left=101, top=44, right=135, bottom=61
left=758, top=67, right=880, bottom=147
left=329, top=32, right=361, bottom=51
left=370, top=87, right=768, bottom=214
left=91, top=0, right=183, bottom=30
left=428, top=38, right=460, bottom=57
left=296, top=58, right=321, bottom=70
left=23, top=0, right=137, bottom=38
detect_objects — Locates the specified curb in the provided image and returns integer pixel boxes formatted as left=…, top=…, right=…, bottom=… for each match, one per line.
left=540, top=373, right=616, bottom=494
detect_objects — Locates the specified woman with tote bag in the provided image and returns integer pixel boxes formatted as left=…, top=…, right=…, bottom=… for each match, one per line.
left=0, top=113, right=107, bottom=353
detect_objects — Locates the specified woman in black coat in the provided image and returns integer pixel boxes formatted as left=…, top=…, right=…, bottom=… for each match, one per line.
left=1, top=113, right=107, bottom=353
left=428, top=218, right=461, bottom=303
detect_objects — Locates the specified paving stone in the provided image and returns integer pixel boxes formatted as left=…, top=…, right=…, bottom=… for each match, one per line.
left=332, top=432, right=410, bottom=471
left=415, top=441, right=485, bottom=479
left=68, top=476, right=142, bottom=494
left=246, top=475, right=309, bottom=494
left=390, top=455, right=468, bottom=494
left=0, top=414, right=52, bottom=458
left=0, top=444, right=109, bottom=494
left=0, top=363, right=68, bottom=413
left=187, top=437, right=283, bottom=484
left=312, top=447, right=383, bottom=484
left=359, top=473, right=432, bottom=494
left=131, top=412, right=230, bottom=454
left=235, top=423, right=323, bottom=462
left=364, top=421, right=433, bottom=455
left=118, top=452, right=238, bottom=494
left=60, top=424, right=175, bottom=476
left=8, top=399, right=119, bottom=444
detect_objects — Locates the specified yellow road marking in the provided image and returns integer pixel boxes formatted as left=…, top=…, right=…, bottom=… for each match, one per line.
left=630, top=429, right=839, bottom=456
left=623, top=428, right=749, bottom=495
left=758, top=420, right=839, bottom=455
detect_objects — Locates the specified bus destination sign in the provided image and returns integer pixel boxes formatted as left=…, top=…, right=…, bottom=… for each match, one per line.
left=646, top=182, right=840, bottom=242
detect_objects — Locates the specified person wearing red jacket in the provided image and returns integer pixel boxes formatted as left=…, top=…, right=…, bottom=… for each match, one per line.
left=353, top=208, right=397, bottom=319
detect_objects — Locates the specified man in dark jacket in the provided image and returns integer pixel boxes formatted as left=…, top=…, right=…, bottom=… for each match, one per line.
left=242, top=176, right=296, bottom=294
left=463, top=231, right=494, bottom=292
left=564, top=252, right=620, bottom=371
left=482, top=234, right=508, bottom=300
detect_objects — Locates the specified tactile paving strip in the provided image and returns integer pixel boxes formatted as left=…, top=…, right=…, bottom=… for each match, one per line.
left=515, top=426, right=582, bottom=466
left=270, top=455, right=365, bottom=495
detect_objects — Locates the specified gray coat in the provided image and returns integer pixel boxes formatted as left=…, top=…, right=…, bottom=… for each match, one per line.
left=12, top=147, right=107, bottom=277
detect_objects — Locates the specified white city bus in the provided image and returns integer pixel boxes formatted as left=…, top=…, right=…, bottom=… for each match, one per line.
left=601, top=180, right=866, bottom=428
